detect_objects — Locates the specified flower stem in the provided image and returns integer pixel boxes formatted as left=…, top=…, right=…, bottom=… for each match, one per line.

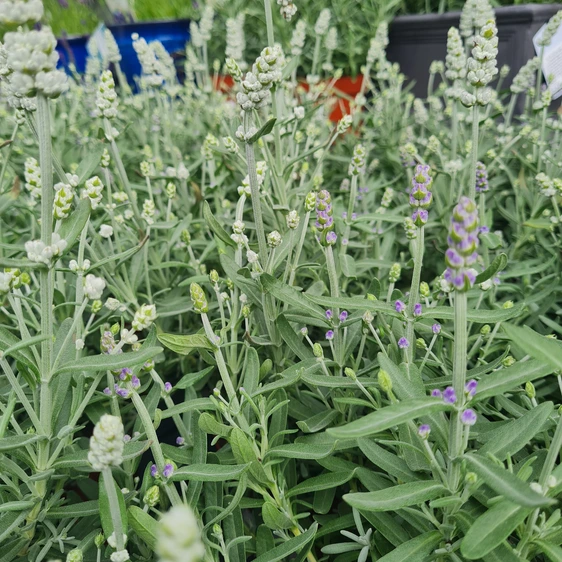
left=468, top=105, right=479, bottom=200
left=406, top=227, right=424, bottom=363
left=102, top=468, right=125, bottom=551
left=447, top=290, right=468, bottom=492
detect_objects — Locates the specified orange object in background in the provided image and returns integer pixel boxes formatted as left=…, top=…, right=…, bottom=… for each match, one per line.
left=329, top=75, right=363, bottom=121
left=214, top=74, right=364, bottom=122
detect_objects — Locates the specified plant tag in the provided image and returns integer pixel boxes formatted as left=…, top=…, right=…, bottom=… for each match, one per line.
left=533, top=22, right=562, bottom=100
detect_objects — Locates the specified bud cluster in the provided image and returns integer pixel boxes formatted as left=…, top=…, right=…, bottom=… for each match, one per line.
left=409, top=164, right=433, bottom=227
left=95, top=70, right=118, bottom=119
left=444, top=197, right=480, bottom=291
left=315, top=190, right=337, bottom=246
left=88, top=414, right=125, bottom=471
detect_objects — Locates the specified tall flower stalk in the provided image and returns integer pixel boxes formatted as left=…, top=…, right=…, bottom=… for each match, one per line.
left=444, top=197, right=479, bottom=491
left=405, top=165, right=433, bottom=363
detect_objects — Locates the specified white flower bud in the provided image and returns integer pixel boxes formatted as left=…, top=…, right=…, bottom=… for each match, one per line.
left=156, top=506, right=205, bottom=562
left=132, top=304, right=157, bottom=331
left=83, top=274, right=106, bottom=300
left=99, top=224, right=114, bottom=238
left=88, top=414, right=125, bottom=470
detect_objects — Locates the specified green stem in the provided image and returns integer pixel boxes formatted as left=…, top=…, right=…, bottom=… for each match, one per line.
left=37, top=95, right=54, bottom=483
left=244, top=113, right=268, bottom=261
left=468, top=105, right=479, bottom=200
left=447, top=291, right=468, bottom=492
left=102, top=468, right=125, bottom=551
left=130, top=390, right=181, bottom=506
left=406, top=227, right=424, bottom=363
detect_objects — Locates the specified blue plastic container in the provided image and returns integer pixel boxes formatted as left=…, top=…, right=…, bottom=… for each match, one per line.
left=108, top=19, right=190, bottom=85
left=56, top=34, right=89, bottom=74
left=56, top=19, right=190, bottom=85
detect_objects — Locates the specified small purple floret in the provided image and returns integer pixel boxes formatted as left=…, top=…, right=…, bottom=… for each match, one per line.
left=414, top=303, right=422, bottom=317
left=395, top=300, right=406, bottom=313
left=461, top=408, right=477, bottom=426
left=443, top=386, right=457, bottom=404
left=176, top=437, right=185, bottom=446
left=465, top=379, right=478, bottom=396
left=162, top=463, right=174, bottom=478
left=418, top=424, right=431, bottom=438
left=339, top=310, right=348, bottom=322
left=150, top=464, right=158, bottom=477
left=432, top=323, right=441, bottom=334
left=326, top=330, right=335, bottom=340
left=398, top=337, right=409, bottom=349
left=431, top=389, right=442, bottom=398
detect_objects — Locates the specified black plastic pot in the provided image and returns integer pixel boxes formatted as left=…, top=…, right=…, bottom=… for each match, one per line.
left=387, top=4, right=560, bottom=99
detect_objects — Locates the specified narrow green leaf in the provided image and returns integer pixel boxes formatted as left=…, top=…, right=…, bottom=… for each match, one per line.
left=171, top=464, right=249, bottom=482
left=474, top=359, right=554, bottom=402
left=160, top=398, right=214, bottom=419
left=0, top=434, right=46, bottom=451
left=175, top=366, right=214, bottom=389
left=276, top=314, right=313, bottom=360
left=344, top=481, right=447, bottom=512
left=0, top=501, right=36, bottom=513
left=463, top=454, right=553, bottom=507
left=503, top=324, right=562, bottom=371
left=376, top=531, right=442, bottom=562
left=358, top=438, right=419, bottom=483
left=535, top=540, right=562, bottom=562
left=266, top=443, right=335, bottom=460
left=75, top=143, right=105, bottom=184
left=128, top=506, right=158, bottom=550
left=156, top=330, right=215, bottom=355
left=252, top=523, right=317, bottom=562
left=422, top=303, right=524, bottom=323
left=297, top=410, right=340, bottom=433
left=99, top=473, right=128, bottom=540
left=262, top=501, right=293, bottom=530
left=461, top=500, right=532, bottom=559
left=261, top=274, right=328, bottom=322
left=248, top=117, right=277, bottom=144
left=58, top=198, right=91, bottom=255
left=286, top=471, right=355, bottom=498
left=54, top=346, right=162, bottom=374
left=328, top=399, right=452, bottom=439
left=475, top=253, right=508, bottom=284
left=203, top=201, right=237, bottom=248
left=46, top=500, right=99, bottom=518
left=480, top=402, right=553, bottom=461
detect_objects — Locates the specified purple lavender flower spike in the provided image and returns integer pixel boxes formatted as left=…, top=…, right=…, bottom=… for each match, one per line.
left=176, top=437, right=185, bottom=446
left=150, top=464, right=158, bottom=477
left=316, top=190, right=337, bottom=246
left=418, top=424, right=431, bottom=438
left=432, top=323, right=441, bottom=334
left=164, top=382, right=172, bottom=393
left=395, top=300, right=406, bottom=313
left=410, top=164, right=433, bottom=227
left=326, top=309, right=333, bottom=320
left=443, top=386, right=457, bottom=404
left=339, top=310, right=348, bottom=322
left=475, top=162, right=489, bottom=193
left=461, top=408, right=477, bottom=426
left=465, top=379, right=478, bottom=396
left=398, top=337, right=409, bottom=349
left=162, top=463, right=174, bottom=478
left=431, top=389, right=442, bottom=398
left=414, top=303, right=422, bottom=317
left=325, top=330, right=334, bottom=340
left=445, top=197, right=480, bottom=292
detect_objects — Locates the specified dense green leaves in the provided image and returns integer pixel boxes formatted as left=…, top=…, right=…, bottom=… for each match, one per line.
left=463, top=454, right=554, bottom=507
left=461, top=501, right=532, bottom=559
left=328, top=399, right=452, bottom=439
left=503, top=324, right=562, bottom=371
left=344, top=481, right=447, bottom=511
left=157, top=330, right=215, bottom=355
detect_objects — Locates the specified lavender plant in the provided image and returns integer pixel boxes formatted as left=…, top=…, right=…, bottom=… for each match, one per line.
left=0, top=0, right=562, bottom=561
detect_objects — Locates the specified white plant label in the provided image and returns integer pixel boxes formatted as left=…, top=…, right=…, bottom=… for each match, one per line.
left=533, top=23, right=562, bottom=100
